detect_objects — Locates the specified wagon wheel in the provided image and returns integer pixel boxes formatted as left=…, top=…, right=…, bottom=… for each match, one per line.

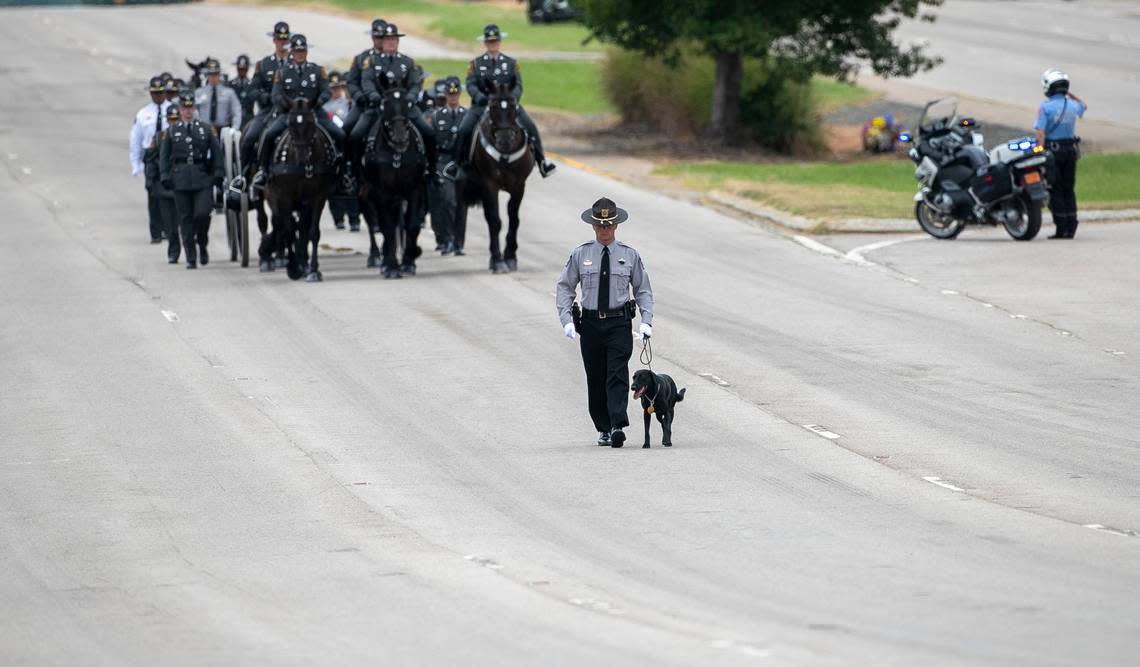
left=239, top=190, right=250, bottom=267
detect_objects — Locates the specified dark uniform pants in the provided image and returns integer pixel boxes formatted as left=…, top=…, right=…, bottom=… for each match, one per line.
left=579, top=315, right=633, bottom=432
left=146, top=188, right=164, bottom=241
left=428, top=160, right=467, bottom=250
left=159, top=193, right=180, bottom=261
left=1048, top=140, right=1080, bottom=236
left=241, top=109, right=273, bottom=169
left=173, top=188, right=213, bottom=264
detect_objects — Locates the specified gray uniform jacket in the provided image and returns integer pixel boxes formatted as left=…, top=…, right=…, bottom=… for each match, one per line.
left=555, top=240, right=653, bottom=327
left=194, top=83, right=243, bottom=129
left=159, top=119, right=224, bottom=191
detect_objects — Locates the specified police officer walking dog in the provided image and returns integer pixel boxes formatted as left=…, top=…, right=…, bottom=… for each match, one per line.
left=160, top=94, right=224, bottom=269
left=556, top=198, right=654, bottom=448
left=1035, top=69, right=1087, bottom=239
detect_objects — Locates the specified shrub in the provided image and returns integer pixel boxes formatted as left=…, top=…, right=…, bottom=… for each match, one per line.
left=602, top=47, right=824, bottom=154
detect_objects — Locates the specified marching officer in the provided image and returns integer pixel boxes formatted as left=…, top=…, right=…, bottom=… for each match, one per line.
left=252, top=33, right=345, bottom=187
left=427, top=76, right=468, bottom=255
left=163, top=77, right=182, bottom=104
left=555, top=197, right=654, bottom=448
left=354, top=23, right=438, bottom=173
left=343, top=18, right=388, bottom=181
left=129, top=75, right=172, bottom=243
left=453, top=24, right=555, bottom=178
left=1035, top=68, right=1087, bottom=239
left=160, top=93, right=224, bottom=269
left=240, top=21, right=292, bottom=183
left=146, top=104, right=183, bottom=263
left=324, top=71, right=361, bottom=232
left=194, top=57, right=243, bottom=130
left=228, top=54, right=258, bottom=121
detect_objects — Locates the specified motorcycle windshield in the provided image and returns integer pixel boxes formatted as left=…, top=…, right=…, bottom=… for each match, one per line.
left=919, top=98, right=958, bottom=138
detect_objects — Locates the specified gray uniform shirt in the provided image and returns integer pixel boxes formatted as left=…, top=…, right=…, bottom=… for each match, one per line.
left=555, top=240, right=653, bottom=327
left=194, top=83, right=243, bottom=129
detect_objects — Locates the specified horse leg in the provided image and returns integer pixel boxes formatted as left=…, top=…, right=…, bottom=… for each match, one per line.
left=482, top=189, right=507, bottom=274
left=305, top=202, right=323, bottom=282
left=400, top=199, right=423, bottom=276
left=258, top=209, right=276, bottom=272
left=361, top=197, right=382, bottom=268
left=378, top=197, right=401, bottom=279
left=274, top=210, right=289, bottom=269
left=284, top=210, right=303, bottom=281
left=504, top=184, right=524, bottom=272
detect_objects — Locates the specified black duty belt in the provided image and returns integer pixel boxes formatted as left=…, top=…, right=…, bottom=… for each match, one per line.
left=1048, top=137, right=1079, bottom=146
left=582, top=301, right=634, bottom=320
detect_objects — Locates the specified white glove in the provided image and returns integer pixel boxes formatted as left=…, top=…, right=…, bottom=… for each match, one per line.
left=563, top=322, right=577, bottom=340
left=131, top=165, right=143, bottom=177
left=639, top=323, right=652, bottom=340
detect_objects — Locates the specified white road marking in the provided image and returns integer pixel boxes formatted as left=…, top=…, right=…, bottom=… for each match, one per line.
left=1009, top=314, right=1027, bottom=319
left=1084, top=524, right=1138, bottom=538
left=1104, top=349, right=1126, bottom=356
left=699, top=372, right=731, bottom=387
left=568, top=597, right=624, bottom=615
left=792, top=235, right=844, bottom=259
left=940, top=289, right=959, bottom=295
left=21, top=166, right=31, bottom=175
left=801, top=424, right=841, bottom=440
left=6, top=153, right=17, bottom=160
left=922, top=476, right=965, bottom=492
left=844, top=236, right=925, bottom=266
left=981, top=302, right=994, bottom=308
left=1058, top=330, right=1072, bottom=337
left=160, top=310, right=179, bottom=322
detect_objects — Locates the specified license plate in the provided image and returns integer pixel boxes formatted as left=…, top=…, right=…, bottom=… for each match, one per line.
left=1023, top=171, right=1041, bottom=184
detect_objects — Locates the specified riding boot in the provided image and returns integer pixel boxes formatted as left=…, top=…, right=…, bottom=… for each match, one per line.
left=531, top=137, right=556, bottom=178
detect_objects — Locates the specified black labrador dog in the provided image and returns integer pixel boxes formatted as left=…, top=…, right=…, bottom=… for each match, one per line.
left=630, top=369, right=686, bottom=448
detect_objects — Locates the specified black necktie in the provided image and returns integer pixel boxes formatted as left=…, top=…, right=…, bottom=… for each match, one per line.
left=209, top=86, right=217, bottom=125
left=598, top=246, right=610, bottom=312
left=155, top=103, right=162, bottom=135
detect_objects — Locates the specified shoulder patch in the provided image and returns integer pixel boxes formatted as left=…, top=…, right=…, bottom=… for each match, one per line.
left=466, top=62, right=474, bottom=75
left=363, top=57, right=371, bottom=68
left=320, top=66, right=327, bottom=78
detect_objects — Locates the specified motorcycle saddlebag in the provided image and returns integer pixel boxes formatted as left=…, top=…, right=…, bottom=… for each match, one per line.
left=969, top=162, right=1012, bottom=203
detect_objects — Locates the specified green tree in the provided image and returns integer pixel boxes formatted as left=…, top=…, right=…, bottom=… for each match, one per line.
left=580, top=0, right=942, bottom=142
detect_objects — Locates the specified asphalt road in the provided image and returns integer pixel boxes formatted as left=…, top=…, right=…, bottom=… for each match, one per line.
left=863, top=0, right=1140, bottom=148
left=2, top=5, right=1139, bottom=666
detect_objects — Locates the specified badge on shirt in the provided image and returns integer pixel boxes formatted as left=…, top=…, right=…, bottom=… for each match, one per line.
left=618, top=258, right=627, bottom=265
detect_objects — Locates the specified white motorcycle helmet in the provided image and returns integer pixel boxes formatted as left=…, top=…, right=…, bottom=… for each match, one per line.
left=1041, top=68, right=1070, bottom=97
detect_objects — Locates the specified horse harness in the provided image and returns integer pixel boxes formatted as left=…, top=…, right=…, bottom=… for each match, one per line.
left=472, top=106, right=529, bottom=165
left=270, top=124, right=337, bottom=178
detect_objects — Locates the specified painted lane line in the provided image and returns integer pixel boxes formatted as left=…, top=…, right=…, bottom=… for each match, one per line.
left=844, top=235, right=926, bottom=266
left=1104, top=348, right=1126, bottom=356
left=699, top=372, right=731, bottom=387
left=922, top=476, right=965, bottom=492
left=1084, top=524, right=1138, bottom=538
left=940, top=289, right=959, bottom=295
left=801, top=424, right=841, bottom=440
left=568, top=597, right=625, bottom=615
left=21, top=166, right=31, bottom=175
left=160, top=310, right=179, bottom=322
left=792, top=235, right=845, bottom=259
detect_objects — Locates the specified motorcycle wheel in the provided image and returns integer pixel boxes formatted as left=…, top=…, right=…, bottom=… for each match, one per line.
left=915, top=200, right=965, bottom=240
left=1003, top=197, right=1042, bottom=241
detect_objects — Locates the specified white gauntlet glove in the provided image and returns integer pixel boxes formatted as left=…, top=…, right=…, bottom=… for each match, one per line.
left=563, top=322, right=577, bottom=340
left=639, top=323, right=652, bottom=340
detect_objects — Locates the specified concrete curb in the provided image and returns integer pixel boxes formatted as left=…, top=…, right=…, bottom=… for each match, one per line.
left=705, top=190, right=1140, bottom=234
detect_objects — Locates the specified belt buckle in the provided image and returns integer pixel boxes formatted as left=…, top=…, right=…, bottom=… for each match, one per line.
left=598, top=309, right=607, bottom=320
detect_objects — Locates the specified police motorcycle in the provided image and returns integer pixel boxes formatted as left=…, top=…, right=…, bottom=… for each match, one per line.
left=901, top=98, right=1050, bottom=241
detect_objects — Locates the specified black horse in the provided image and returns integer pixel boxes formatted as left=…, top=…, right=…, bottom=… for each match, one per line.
left=360, top=88, right=429, bottom=279
left=264, top=99, right=337, bottom=282
left=460, top=82, right=535, bottom=274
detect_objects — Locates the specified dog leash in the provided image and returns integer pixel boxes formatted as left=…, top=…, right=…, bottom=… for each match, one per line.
left=639, top=337, right=653, bottom=369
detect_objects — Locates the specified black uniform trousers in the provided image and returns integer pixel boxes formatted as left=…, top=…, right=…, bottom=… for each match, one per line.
left=579, top=314, right=633, bottom=433
left=240, top=109, right=273, bottom=169
left=428, top=156, right=468, bottom=251
left=1048, top=140, right=1080, bottom=237
left=158, top=191, right=180, bottom=261
left=173, top=188, right=213, bottom=264
left=146, top=189, right=165, bottom=241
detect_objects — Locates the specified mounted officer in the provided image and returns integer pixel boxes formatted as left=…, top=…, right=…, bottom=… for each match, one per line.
left=194, top=58, right=243, bottom=131
left=342, top=18, right=388, bottom=182
left=240, top=21, right=292, bottom=186
left=1035, top=68, right=1087, bottom=239
left=129, top=75, right=172, bottom=243
left=426, top=76, right=468, bottom=255
left=228, top=54, right=258, bottom=120
left=453, top=24, right=555, bottom=178
left=252, top=33, right=345, bottom=187
left=354, top=23, right=438, bottom=174
left=160, top=93, right=224, bottom=269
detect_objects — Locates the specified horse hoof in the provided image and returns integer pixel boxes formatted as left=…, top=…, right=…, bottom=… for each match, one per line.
left=492, top=261, right=509, bottom=274
left=399, top=264, right=416, bottom=276
left=366, top=255, right=381, bottom=268
left=305, top=271, right=323, bottom=283
left=505, top=258, right=518, bottom=272
left=259, top=260, right=274, bottom=272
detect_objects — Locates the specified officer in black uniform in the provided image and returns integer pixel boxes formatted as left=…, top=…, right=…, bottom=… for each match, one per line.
left=146, top=105, right=183, bottom=263
left=453, top=24, right=555, bottom=177
left=240, top=21, right=292, bottom=183
left=252, top=33, right=345, bottom=186
left=426, top=76, right=468, bottom=255
left=354, top=23, right=438, bottom=174
left=343, top=18, right=388, bottom=181
left=160, top=94, right=224, bottom=269
left=164, top=78, right=182, bottom=104
left=555, top=198, right=654, bottom=447
left=229, top=54, right=258, bottom=121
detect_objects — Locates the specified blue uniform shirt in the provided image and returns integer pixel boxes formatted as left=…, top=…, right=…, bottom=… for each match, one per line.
left=1034, top=95, right=1085, bottom=140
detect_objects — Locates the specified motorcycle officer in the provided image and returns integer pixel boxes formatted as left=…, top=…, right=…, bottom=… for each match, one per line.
left=1035, top=69, right=1087, bottom=239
